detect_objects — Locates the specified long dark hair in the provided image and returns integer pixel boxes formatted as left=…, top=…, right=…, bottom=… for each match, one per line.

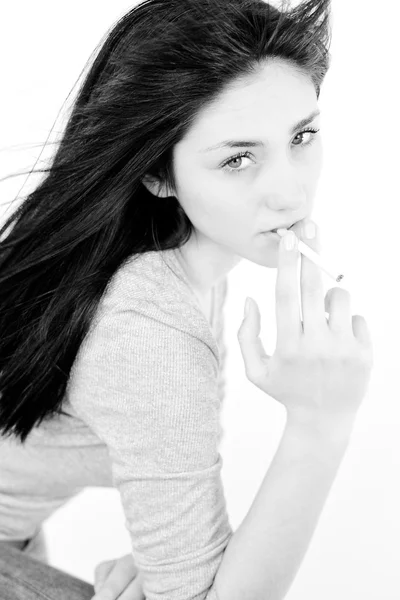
left=0, top=0, right=332, bottom=444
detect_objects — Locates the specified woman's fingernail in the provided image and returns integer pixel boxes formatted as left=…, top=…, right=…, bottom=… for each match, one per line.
left=283, top=231, right=296, bottom=250
left=244, top=297, right=251, bottom=318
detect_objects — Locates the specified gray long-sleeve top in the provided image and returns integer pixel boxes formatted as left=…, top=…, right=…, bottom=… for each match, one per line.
left=0, top=248, right=233, bottom=600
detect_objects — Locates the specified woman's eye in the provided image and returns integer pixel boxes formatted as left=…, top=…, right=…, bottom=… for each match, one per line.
left=220, top=127, right=320, bottom=175
left=292, top=128, right=320, bottom=146
left=221, top=151, right=253, bottom=174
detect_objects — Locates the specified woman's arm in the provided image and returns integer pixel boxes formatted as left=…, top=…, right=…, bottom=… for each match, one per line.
left=213, top=414, right=355, bottom=600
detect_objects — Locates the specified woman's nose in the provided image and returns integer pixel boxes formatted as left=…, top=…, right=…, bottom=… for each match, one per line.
left=264, top=186, right=307, bottom=211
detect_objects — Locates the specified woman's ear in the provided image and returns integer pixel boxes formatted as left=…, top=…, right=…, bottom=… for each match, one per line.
left=141, top=175, right=173, bottom=198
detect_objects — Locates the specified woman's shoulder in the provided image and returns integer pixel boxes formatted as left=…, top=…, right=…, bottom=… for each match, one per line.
left=79, top=249, right=221, bottom=361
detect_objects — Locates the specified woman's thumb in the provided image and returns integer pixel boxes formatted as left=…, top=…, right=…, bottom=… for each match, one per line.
left=237, top=297, right=270, bottom=382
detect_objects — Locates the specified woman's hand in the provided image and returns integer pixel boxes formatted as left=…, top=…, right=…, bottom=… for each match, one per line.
left=92, top=553, right=145, bottom=600
left=237, top=219, right=373, bottom=425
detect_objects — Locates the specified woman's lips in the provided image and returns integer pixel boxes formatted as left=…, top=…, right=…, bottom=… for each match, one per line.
left=261, top=230, right=281, bottom=240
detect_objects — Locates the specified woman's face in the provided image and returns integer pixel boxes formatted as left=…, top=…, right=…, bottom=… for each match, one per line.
left=170, top=59, right=323, bottom=270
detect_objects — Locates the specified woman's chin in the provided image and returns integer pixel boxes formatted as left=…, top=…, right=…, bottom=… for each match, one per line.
left=250, top=231, right=280, bottom=266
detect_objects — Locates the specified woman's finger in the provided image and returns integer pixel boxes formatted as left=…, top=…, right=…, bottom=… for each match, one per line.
left=94, top=560, right=116, bottom=593
left=296, top=221, right=328, bottom=338
left=275, top=228, right=303, bottom=355
left=94, top=554, right=139, bottom=599
left=117, top=572, right=145, bottom=600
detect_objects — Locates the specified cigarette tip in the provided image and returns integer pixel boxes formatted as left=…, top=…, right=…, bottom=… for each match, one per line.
left=336, top=274, right=344, bottom=283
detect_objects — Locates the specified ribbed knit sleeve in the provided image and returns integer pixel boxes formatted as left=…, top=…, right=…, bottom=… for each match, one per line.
left=65, top=262, right=233, bottom=600
left=214, top=277, right=228, bottom=407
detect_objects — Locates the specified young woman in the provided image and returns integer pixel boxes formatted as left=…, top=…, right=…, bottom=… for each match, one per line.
left=0, top=1, right=373, bottom=599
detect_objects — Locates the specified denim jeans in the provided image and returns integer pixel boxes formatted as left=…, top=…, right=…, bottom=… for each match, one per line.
left=0, top=528, right=95, bottom=600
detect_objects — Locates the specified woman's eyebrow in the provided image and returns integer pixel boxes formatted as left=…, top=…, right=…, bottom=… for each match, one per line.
left=199, top=109, right=320, bottom=153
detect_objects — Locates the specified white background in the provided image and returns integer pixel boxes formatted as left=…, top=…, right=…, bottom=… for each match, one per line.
left=1, top=1, right=399, bottom=598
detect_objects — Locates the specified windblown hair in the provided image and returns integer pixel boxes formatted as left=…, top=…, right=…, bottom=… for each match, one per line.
left=0, top=0, right=332, bottom=443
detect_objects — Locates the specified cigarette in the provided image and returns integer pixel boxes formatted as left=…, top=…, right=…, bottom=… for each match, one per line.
left=276, top=228, right=344, bottom=284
